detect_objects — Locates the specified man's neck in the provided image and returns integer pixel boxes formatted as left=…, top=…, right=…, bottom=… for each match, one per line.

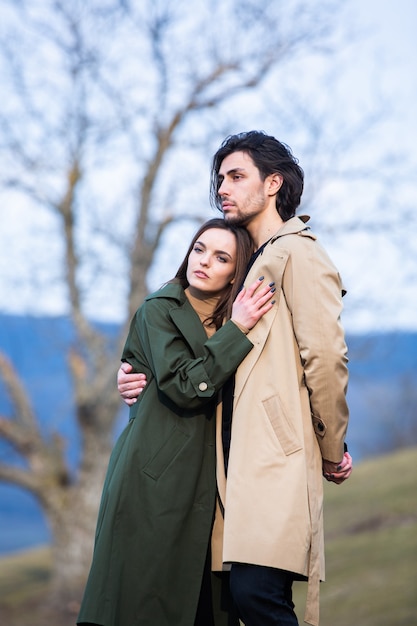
left=247, top=211, right=285, bottom=250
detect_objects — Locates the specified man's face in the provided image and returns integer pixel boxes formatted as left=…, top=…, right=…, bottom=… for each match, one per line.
left=217, top=151, right=269, bottom=226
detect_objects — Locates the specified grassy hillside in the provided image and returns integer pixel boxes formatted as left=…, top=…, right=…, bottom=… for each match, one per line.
left=0, top=447, right=416, bottom=626
left=294, top=446, right=417, bottom=625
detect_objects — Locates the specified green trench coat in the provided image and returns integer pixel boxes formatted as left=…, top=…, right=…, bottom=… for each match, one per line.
left=77, top=283, right=253, bottom=626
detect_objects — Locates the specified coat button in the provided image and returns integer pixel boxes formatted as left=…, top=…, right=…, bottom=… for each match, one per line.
left=198, top=382, right=208, bottom=391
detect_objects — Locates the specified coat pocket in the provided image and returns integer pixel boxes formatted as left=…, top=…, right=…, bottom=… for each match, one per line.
left=142, top=425, right=190, bottom=480
left=262, top=395, right=303, bottom=456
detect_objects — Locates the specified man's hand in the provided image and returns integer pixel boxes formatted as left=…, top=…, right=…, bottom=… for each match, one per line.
left=117, top=362, right=147, bottom=406
left=323, top=451, right=353, bottom=484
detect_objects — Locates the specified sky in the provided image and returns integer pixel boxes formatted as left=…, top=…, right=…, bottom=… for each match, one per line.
left=323, top=0, right=417, bottom=331
left=149, top=0, right=417, bottom=332
left=0, top=0, right=416, bottom=334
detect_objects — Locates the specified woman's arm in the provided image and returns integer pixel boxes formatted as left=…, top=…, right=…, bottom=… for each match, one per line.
left=119, top=277, right=275, bottom=407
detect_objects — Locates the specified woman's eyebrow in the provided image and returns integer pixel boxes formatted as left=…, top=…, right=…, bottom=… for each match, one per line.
left=214, top=248, right=233, bottom=259
left=195, top=240, right=233, bottom=260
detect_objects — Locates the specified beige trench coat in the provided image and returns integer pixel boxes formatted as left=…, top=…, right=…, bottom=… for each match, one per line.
left=212, top=216, right=349, bottom=626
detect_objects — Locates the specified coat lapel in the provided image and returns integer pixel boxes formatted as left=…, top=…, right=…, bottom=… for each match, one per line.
left=233, top=217, right=311, bottom=404
left=147, top=283, right=209, bottom=356
left=233, top=303, right=277, bottom=402
left=170, top=302, right=209, bottom=355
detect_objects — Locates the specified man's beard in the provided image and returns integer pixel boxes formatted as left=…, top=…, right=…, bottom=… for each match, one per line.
left=221, top=189, right=267, bottom=227
left=223, top=210, right=254, bottom=228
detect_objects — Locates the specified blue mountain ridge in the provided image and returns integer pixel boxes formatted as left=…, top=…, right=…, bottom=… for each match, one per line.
left=0, top=314, right=416, bottom=555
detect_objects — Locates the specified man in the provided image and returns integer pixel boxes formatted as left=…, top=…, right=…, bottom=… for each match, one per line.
left=118, top=131, right=352, bottom=626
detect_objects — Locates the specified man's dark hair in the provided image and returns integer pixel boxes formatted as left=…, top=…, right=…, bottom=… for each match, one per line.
left=210, top=130, right=304, bottom=221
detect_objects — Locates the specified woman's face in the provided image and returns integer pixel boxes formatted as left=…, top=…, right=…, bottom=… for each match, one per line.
left=186, top=228, right=237, bottom=298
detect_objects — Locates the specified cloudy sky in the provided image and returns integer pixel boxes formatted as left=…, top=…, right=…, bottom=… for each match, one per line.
left=323, top=0, right=417, bottom=331
left=151, top=0, right=417, bottom=333
left=0, top=0, right=416, bottom=334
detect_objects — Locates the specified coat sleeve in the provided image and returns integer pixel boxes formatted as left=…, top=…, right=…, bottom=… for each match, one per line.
left=281, top=233, right=349, bottom=463
left=122, top=298, right=254, bottom=411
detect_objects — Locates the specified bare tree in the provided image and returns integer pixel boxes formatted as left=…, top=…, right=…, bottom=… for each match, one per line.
left=0, top=0, right=354, bottom=608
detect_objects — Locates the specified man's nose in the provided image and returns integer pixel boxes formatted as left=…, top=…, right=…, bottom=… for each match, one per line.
left=218, top=180, right=229, bottom=196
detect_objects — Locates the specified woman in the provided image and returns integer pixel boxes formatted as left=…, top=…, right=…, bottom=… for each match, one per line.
left=77, top=218, right=275, bottom=626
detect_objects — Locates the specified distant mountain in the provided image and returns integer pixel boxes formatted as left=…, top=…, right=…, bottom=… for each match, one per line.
left=0, top=314, right=416, bottom=555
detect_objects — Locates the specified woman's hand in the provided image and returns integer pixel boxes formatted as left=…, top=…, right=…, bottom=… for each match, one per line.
left=231, top=276, right=275, bottom=331
left=323, top=451, right=353, bottom=484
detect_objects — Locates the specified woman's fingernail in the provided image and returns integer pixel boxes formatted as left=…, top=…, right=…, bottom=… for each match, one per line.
left=270, top=287, right=276, bottom=293
left=258, top=276, right=264, bottom=281
left=271, top=300, right=276, bottom=305
left=269, top=281, right=275, bottom=287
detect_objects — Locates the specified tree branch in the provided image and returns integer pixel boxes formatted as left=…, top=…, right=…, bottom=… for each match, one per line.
left=0, top=353, right=37, bottom=431
left=0, top=462, right=40, bottom=492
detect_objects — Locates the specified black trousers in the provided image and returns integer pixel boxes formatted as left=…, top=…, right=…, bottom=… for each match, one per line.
left=194, top=550, right=240, bottom=626
left=229, top=563, right=299, bottom=626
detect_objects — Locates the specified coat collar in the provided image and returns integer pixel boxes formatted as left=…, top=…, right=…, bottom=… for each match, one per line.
left=145, top=281, right=187, bottom=304
left=146, top=282, right=209, bottom=351
left=234, top=216, right=313, bottom=402
left=269, top=214, right=315, bottom=243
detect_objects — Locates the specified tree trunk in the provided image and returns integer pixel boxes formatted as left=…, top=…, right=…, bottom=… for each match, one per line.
left=45, top=442, right=112, bottom=608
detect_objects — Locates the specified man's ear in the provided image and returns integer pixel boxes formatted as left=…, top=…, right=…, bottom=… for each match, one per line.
left=267, top=173, right=283, bottom=196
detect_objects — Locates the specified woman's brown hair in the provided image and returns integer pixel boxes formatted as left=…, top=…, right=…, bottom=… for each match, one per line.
left=170, top=218, right=254, bottom=329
